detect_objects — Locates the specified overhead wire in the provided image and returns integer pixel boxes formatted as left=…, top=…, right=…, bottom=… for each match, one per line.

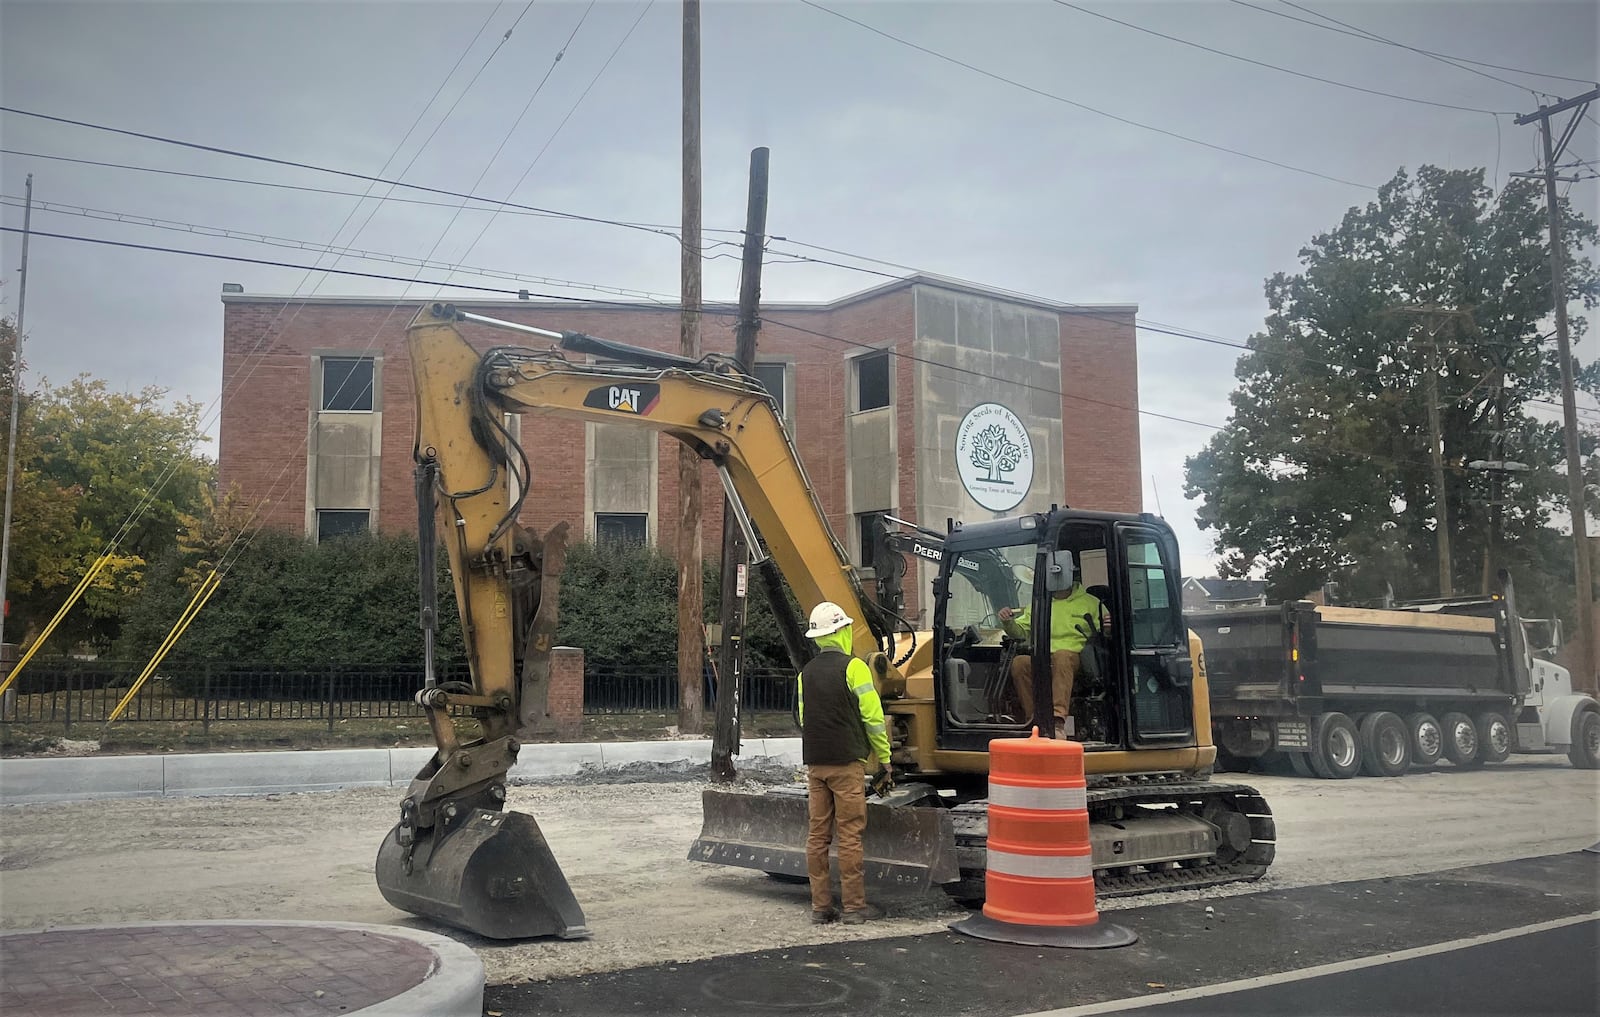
left=0, top=148, right=746, bottom=236
left=794, top=0, right=1375, bottom=190
left=1051, top=1, right=1514, bottom=115
left=1229, top=0, right=1597, bottom=92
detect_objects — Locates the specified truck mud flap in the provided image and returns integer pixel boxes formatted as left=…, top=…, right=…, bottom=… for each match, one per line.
left=375, top=808, right=589, bottom=941
left=689, top=786, right=960, bottom=892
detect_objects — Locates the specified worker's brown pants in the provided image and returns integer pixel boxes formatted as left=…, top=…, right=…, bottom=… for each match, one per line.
left=1010, top=649, right=1080, bottom=737
left=806, top=760, right=867, bottom=913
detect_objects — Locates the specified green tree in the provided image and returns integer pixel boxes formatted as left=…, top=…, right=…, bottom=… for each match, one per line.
left=3, top=352, right=214, bottom=652
left=1184, top=166, right=1598, bottom=619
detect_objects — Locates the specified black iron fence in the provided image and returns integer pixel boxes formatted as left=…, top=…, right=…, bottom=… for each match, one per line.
left=0, top=658, right=797, bottom=735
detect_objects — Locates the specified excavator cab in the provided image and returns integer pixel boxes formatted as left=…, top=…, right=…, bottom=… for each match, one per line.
left=932, top=510, right=1196, bottom=751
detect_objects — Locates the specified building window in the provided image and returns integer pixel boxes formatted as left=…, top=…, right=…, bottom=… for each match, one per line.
left=854, top=352, right=890, bottom=412
left=857, top=511, right=889, bottom=571
left=595, top=513, right=648, bottom=549
left=321, top=357, right=374, bottom=412
left=317, top=509, right=370, bottom=543
left=753, top=362, right=786, bottom=416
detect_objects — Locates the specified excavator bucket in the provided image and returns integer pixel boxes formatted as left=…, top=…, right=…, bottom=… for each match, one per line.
left=375, top=808, right=590, bottom=941
left=689, top=786, right=960, bottom=891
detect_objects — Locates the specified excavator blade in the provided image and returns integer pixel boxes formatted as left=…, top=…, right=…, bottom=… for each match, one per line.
left=689, top=786, right=960, bottom=891
left=375, top=808, right=590, bottom=941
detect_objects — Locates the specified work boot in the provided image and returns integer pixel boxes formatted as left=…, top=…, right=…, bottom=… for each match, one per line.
left=810, top=907, right=837, bottom=925
left=840, top=904, right=884, bottom=925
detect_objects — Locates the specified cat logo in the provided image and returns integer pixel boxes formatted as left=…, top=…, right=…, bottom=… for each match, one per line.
left=583, top=382, right=660, bottom=415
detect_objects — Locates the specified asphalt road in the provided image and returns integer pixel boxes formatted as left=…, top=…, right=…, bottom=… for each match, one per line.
left=484, top=850, right=1599, bottom=1017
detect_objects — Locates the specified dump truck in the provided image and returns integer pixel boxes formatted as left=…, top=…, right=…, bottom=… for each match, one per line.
left=1195, top=576, right=1599, bottom=778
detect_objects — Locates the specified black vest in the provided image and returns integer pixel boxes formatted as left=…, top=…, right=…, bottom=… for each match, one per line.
left=801, top=650, right=870, bottom=766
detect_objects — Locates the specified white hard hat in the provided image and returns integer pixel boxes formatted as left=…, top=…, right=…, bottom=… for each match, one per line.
left=805, top=601, right=853, bottom=638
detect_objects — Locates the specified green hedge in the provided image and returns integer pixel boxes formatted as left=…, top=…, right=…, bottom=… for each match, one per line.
left=115, top=533, right=798, bottom=675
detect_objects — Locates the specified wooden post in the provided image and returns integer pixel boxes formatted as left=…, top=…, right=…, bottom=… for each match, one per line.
left=676, top=0, right=706, bottom=734
left=710, top=148, right=771, bottom=782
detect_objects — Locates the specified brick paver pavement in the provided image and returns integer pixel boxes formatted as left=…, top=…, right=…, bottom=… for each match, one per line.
left=0, top=924, right=436, bottom=1016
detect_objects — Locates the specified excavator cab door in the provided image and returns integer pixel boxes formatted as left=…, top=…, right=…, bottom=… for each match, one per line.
left=1113, top=522, right=1196, bottom=748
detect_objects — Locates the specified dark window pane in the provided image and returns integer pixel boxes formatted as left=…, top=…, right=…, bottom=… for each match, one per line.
left=857, top=511, right=887, bottom=571
left=753, top=362, right=786, bottom=415
left=596, top=513, right=648, bottom=549
left=322, top=357, right=374, bottom=411
left=856, top=353, right=890, bottom=411
left=317, top=509, right=370, bottom=543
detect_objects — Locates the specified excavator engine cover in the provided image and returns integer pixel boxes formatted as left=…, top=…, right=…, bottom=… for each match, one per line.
left=690, top=785, right=959, bottom=891
left=375, top=807, right=590, bottom=941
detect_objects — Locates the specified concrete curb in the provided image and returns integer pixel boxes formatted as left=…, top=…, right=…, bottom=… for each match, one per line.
left=0, top=920, right=485, bottom=1017
left=0, top=738, right=803, bottom=805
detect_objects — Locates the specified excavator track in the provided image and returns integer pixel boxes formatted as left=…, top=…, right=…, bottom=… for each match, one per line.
left=946, top=779, right=1276, bottom=902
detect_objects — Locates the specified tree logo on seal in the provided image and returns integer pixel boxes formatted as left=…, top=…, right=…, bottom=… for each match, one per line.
left=955, top=403, right=1033, bottom=513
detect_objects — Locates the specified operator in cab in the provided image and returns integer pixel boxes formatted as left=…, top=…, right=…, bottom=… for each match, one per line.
left=796, top=601, right=893, bottom=925
left=1000, top=554, right=1105, bottom=739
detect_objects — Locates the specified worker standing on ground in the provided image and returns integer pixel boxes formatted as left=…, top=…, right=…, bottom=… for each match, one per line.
left=797, top=601, right=893, bottom=925
left=1001, top=555, right=1104, bottom=739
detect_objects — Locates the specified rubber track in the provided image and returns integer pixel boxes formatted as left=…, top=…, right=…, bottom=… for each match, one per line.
left=947, top=780, right=1276, bottom=901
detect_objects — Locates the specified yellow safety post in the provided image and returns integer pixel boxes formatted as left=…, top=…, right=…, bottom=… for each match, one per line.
left=0, top=553, right=113, bottom=698
left=104, top=570, right=221, bottom=726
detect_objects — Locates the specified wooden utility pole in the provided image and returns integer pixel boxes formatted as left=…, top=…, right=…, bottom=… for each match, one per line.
left=1516, top=88, right=1600, bottom=695
left=1424, top=322, right=1452, bottom=597
left=0, top=174, right=33, bottom=653
left=676, top=0, right=705, bottom=733
left=710, top=147, right=770, bottom=783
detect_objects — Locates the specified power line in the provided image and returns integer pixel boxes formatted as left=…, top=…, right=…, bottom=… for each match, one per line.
left=0, top=107, right=699, bottom=240
left=0, top=195, right=681, bottom=303
left=1052, top=1, right=1513, bottom=115
left=795, top=0, right=1375, bottom=191
left=1273, top=0, right=1546, bottom=95
left=0, top=148, right=747, bottom=236
left=1229, top=0, right=1597, bottom=91
left=437, top=0, right=653, bottom=293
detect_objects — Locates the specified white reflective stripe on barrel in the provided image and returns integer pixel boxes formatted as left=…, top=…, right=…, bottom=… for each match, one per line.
left=986, top=849, right=1094, bottom=880
left=988, top=783, right=1087, bottom=812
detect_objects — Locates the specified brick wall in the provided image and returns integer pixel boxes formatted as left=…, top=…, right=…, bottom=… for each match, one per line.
left=546, top=646, right=584, bottom=740
left=1059, top=308, right=1142, bottom=512
left=219, top=285, right=1141, bottom=623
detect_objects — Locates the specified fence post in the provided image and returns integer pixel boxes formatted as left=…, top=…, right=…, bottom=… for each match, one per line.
left=63, top=671, right=73, bottom=736
left=202, top=663, right=212, bottom=736
left=326, top=666, right=336, bottom=733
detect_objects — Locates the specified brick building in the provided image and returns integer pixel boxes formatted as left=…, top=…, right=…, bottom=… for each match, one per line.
left=218, top=274, right=1142, bottom=622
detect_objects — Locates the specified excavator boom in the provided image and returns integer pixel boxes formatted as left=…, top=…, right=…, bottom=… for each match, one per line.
left=376, top=302, right=947, bottom=939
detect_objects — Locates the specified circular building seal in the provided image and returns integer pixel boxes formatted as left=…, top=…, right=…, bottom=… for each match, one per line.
left=954, top=402, right=1034, bottom=513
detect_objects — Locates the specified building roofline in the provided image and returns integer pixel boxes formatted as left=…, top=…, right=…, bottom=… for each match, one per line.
left=220, top=272, right=1138, bottom=316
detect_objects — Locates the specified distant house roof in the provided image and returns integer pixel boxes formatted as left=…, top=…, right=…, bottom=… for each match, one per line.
left=1184, top=578, right=1268, bottom=602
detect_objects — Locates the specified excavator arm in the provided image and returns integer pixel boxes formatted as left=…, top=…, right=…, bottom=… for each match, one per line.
left=376, top=302, right=911, bottom=940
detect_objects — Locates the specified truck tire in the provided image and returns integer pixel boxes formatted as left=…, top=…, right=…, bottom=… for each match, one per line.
left=1288, top=752, right=1316, bottom=778
left=1441, top=711, right=1481, bottom=767
left=1359, top=711, right=1411, bottom=777
left=1408, top=712, right=1443, bottom=767
left=1308, top=712, right=1361, bottom=779
left=1475, top=710, right=1512, bottom=764
left=1569, top=708, right=1600, bottom=770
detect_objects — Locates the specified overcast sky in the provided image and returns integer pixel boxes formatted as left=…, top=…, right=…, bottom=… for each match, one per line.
left=2, top=0, right=1596, bottom=575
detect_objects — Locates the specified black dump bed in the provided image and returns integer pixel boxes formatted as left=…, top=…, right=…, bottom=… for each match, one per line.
left=1191, top=600, right=1523, bottom=716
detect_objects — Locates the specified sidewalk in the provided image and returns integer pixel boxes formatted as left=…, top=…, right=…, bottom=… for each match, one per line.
left=0, top=737, right=803, bottom=805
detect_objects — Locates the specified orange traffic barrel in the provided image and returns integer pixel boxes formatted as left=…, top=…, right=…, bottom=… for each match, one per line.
left=950, top=728, right=1137, bottom=948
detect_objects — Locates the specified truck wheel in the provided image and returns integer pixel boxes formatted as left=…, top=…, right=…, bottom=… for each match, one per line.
left=1440, top=711, right=1481, bottom=767
left=1474, top=710, right=1512, bottom=764
left=1408, top=712, right=1443, bottom=767
left=1288, top=752, right=1316, bottom=778
left=1569, top=708, right=1600, bottom=770
left=1308, top=712, right=1361, bottom=779
left=1359, top=712, right=1411, bottom=777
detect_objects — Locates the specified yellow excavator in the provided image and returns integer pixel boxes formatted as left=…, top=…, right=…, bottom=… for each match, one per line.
left=376, top=303, right=1276, bottom=939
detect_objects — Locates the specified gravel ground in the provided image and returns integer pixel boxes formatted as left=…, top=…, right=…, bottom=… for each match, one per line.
left=1, top=756, right=1595, bottom=985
